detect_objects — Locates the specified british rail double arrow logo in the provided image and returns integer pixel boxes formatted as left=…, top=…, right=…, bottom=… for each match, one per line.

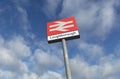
left=49, top=20, right=74, bottom=32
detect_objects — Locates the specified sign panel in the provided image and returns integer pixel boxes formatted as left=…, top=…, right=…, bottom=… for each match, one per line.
left=47, top=17, right=80, bottom=43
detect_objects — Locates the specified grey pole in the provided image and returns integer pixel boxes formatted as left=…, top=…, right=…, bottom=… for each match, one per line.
left=62, top=39, right=72, bottom=79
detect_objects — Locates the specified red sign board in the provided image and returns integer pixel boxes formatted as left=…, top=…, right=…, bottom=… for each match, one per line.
left=47, top=17, right=80, bottom=43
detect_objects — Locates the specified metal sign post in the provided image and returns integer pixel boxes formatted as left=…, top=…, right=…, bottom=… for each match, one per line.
left=47, top=17, right=80, bottom=79
left=62, top=39, right=72, bottom=79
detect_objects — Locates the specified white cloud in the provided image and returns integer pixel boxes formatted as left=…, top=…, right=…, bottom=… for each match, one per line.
left=7, top=36, right=31, bottom=59
left=1, top=53, right=120, bottom=79
left=43, top=0, right=62, bottom=18
left=99, top=55, right=120, bottom=79
left=11, top=0, right=30, bottom=6
left=16, top=5, right=31, bottom=31
left=59, top=0, right=119, bottom=40
left=0, top=35, right=30, bottom=74
left=0, top=1, right=35, bottom=39
left=0, top=36, right=4, bottom=47
left=70, top=55, right=120, bottom=79
left=30, top=47, right=64, bottom=75
left=114, top=41, right=120, bottom=56
left=39, top=71, right=64, bottom=79
left=22, top=73, right=39, bottom=79
left=70, top=56, right=98, bottom=79
left=0, top=36, right=64, bottom=78
left=79, top=41, right=104, bottom=60
left=0, top=70, right=64, bottom=79
left=0, top=70, right=38, bottom=79
left=0, top=70, right=17, bottom=79
left=34, top=49, right=63, bottom=68
left=15, top=5, right=36, bottom=40
left=93, top=0, right=115, bottom=39
left=35, top=41, right=64, bottom=60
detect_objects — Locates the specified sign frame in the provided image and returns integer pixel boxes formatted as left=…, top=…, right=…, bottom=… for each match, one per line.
left=47, top=17, right=80, bottom=43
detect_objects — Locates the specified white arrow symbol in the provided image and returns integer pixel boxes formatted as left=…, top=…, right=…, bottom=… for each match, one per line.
left=49, top=21, right=74, bottom=32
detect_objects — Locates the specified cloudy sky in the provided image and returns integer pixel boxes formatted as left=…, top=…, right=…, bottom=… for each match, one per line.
left=0, top=0, right=120, bottom=79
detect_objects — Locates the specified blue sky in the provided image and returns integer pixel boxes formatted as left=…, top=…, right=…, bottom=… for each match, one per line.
left=0, top=0, right=120, bottom=79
